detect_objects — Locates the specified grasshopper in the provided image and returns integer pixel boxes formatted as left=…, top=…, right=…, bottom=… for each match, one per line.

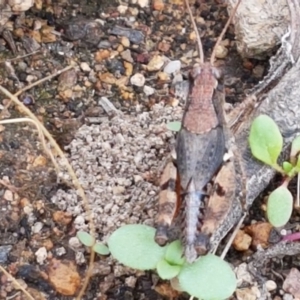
left=155, top=0, right=244, bottom=263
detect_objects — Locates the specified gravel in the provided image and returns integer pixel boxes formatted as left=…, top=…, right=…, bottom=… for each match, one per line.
left=51, top=103, right=183, bottom=242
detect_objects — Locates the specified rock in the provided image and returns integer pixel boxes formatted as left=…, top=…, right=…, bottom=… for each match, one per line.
left=57, top=69, right=77, bottom=92
left=235, top=263, right=254, bottom=286
left=0, top=245, right=12, bottom=263
left=110, top=26, right=144, bottom=44
left=117, top=5, right=128, bottom=14
left=143, top=85, right=155, bottom=96
left=53, top=211, right=73, bottom=226
left=69, top=237, right=82, bottom=250
left=92, top=261, right=111, bottom=276
left=265, top=280, right=277, bottom=292
left=130, top=73, right=146, bottom=87
left=99, top=97, right=119, bottom=116
left=32, top=222, right=43, bottom=233
left=9, top=0, right=34, bottom=12
left=137, top=0, right=149, bottom=8
left=283, top=268, right=300, bottom=298
left=56, top=247, right=67, bottom=256
left=121, top=49, right=134, bottom=63
left=35, top=247, right=47, bottom=265
left=153, top=0, right=164, bottom=10
left=244, top=222, right=272, bottom=249
left=48, top=259, right=80, bottom=296
left=252, top=65, right=265, bottom=78
left=232, top=229, right=252, bottom=251
left=95, top=49, right=111, bottom=62
left=120, top=36, right=130, bottom=47
left=125, top=276, right=137, bottom=288
left=3, top=190, right=13, bottom=201
left=146, top=55, right=165, bottom=71
left=33, top=155, right=47, bottom=167
left=80, top=62, right=91, bottom=72
left=283, top=294, right=294, bottom=300
left=227, top=0, right=289, bottom=58
left=98, top=40, right=111, bottom=49
left=158, top=41, right=171, bottom=52
left=163, top=60, right=181, bottom=74
left=157, top=71, right=169, bottom=81
left=214, top=45, right=228, bottom=59
left=124, top=61, right=133, bottom=76
left=236, top=287, right=259, bottom=300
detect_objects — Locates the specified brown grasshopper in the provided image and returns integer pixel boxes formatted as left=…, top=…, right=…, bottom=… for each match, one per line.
left=155, top=0, right=244, bottom=263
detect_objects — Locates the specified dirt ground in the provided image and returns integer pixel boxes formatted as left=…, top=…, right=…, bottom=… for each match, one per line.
left=1, top=0, right=299, bottom=299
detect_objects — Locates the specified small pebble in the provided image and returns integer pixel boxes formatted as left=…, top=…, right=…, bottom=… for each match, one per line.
left=137, top=0, right=149, bottom=8
left=32, top=222, right=43, bottom=233
left=117, top=5, right=128, bottom=14
left=153, top=0, right=164, bottom=10
left=0, top=245, right=12, bottom=263
left=143, top=85, right=155, bottom=95
left=214, top=45, right=228, bottom=59
left=252, top=65, right=265, bottom=78
left=283, top=294, right=294, bottom=300
left=147, top=55, right=165, bottom=71
left=69, top=237, right=82, bottom=250
left=35, top=247, right=47, bottom=265
left=163, top=60, right=181, bottom=74
left=121, top=49, right=133, bottom=63
left=265, top=280, right=277, bottom=292
left=56, top=247, right=67, bottom=256
left=3, top=190, right=13, bottom=201
left=80, top=62, right=91, bottom=72
left=130, top=73, right=146, bottom=87
left=125, top=276, right=137, bottom=288
left=120, top=36, right=130, bottom=47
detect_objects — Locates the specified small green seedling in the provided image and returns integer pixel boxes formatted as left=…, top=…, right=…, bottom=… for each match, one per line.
left=249, top=114, right=300, bottom=228
left=166, top=121, right=182, bottom=132
left=77, top=231, right=110, bottom=256
left=108, top=224, right=237, bottom=300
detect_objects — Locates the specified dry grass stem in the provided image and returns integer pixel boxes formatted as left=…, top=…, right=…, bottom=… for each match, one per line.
left=0, top=77, right=96, bottom=298
left=0, top=265, right=35, bottom=300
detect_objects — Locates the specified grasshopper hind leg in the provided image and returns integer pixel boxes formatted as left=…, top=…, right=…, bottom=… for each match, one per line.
left=155, top=161, right=181, bottom=246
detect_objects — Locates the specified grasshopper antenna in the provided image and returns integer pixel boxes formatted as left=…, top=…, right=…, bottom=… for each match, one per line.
left=210, top=0, right=242, bottom=65
left=184, top=0, right=204, bottom=64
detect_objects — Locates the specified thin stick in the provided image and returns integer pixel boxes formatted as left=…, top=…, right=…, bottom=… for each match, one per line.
left=210, top=0, right=242, bottom=65
left=0, top=84, right=96, bottom=298
left=184, top=0, right=204, bottom=63
left=0, top=265, right=34, bottom=300
left=220, top=212, right=246, bottom=259
left=0, top=179, right=19, bottom=192
left=0, top=50, right=40, bottom=63
left=0, top=65, right=74, bottom=119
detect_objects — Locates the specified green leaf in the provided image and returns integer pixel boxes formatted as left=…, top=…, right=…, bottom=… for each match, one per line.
left=108, top=224, right=166, bottom=270
left=283, top=161, right=293, bottom=174
left=165, top=240, right=185, bottom=266
left=77, top=231, right=95, bottom=247
left=93, top=242, right=110, bottom=255
left=157, top=259, right=181, bottom=280
left=166, top=121, right=181, bottom=132
left=267, top=186, right=293, bottom=227
left=249, top=115, right=283, bottom=167
left=178, top=254, right=237, bottom=300
left=291, top=136, right=300, bottom=164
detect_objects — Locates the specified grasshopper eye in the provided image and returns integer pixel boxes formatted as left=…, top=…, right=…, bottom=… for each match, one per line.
left=190, top=65, right=201, bottom=79
left=212, top=67, right=223, bottom=79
